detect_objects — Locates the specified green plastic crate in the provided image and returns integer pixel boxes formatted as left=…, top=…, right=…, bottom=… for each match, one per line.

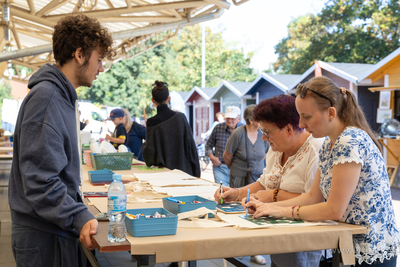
left=81, top=146, right=90, bottom=165
left=90, top=152, right=133, bottom=170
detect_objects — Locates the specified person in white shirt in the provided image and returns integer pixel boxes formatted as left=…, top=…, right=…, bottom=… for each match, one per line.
left=215, top=95, right=324, bottom=267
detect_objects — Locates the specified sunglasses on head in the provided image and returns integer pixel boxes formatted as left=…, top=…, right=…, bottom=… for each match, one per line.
left=296, top=83, right=333, bottom=107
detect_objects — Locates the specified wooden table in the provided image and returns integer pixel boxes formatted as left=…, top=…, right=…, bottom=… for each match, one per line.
left=0, top=147, right=13, bottom=153
left=83, top=166, right=367, bottom=267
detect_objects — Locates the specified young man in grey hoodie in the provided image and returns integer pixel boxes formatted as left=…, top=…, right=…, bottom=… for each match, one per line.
left=9, top=15, right=114, bottom=266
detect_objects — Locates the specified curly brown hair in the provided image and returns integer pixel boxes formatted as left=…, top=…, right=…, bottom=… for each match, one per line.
left=53, top=14, right=115, bottom=66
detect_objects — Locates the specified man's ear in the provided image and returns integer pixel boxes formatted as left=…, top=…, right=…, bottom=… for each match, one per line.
left=72, top=48, right=85, bottom=64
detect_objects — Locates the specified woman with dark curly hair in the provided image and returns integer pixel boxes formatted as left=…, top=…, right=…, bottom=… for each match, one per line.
left=9, top=14, right=114, bottom=267
left=143, top=81, right=200, bottom=177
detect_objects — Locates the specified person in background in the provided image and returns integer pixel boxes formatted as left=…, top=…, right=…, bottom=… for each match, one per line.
left=223, top=104, right=269, bottom=265
left=202, top=112, right=225, bottom=140
left=247, top=77, right=400, bottom=266
left=143, top=81, right=200, bottom=177
left=224, top=105, right=269, bottom=187
left=122, top=108, right=146, bottom=161
left=206, top=106, right=243, bottom=186
left=80, top=118, right=89, bottom=130
left=9, top=14, right=114, bottom=266
left=135, top=116, right=142, bottom=125
left=79, top=110, right=89, bottom=130
left=215, top=95, right=324, bottom=267
left=105, top=108, right=128, bottom=149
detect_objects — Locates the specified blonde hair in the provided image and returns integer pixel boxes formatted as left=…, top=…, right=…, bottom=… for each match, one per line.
left=301, top=76, right=381, bottom=152
left=121, top=108, right=133, bottom=133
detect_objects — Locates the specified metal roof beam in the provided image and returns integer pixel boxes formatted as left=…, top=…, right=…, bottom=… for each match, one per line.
left=10, top=22, right=21, bottom=50
left=130, top=0, right=173, bottom=16
left=0, top=8, right=224, bottom=62
left=98, top=16, right=179, bottom=23
left=17, top=29, right=52, bottom=42
left=37, top=0, right=72, bottom=17
left=204, top=0, right=230, bottom=9
left=73, top=0, right=84, bottom=13
left=11, top=17, right=53, bottom=34
left=26, top=0, right=36, bottom=15
left=10, top=6, right=56, bottom=28
left=0, top=29, right=5, bottom=51
left=46, top=1, right=211, bottom=21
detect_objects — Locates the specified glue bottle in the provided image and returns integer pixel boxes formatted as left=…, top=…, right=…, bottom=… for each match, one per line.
left=107, top=174, right=127, bottom=242
left=89, top=137, right=101, bottom=153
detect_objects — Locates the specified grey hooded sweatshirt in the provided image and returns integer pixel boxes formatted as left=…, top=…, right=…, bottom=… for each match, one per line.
left=8, top=64, right=94, bottom=239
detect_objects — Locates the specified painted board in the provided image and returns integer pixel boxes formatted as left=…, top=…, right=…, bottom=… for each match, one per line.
left=239, top=215, right=304, bottom=225
left=216, top=202, right=245, bottom=213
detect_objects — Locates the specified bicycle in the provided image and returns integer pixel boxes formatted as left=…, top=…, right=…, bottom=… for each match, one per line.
left=196, top=143, right=210, bottom=171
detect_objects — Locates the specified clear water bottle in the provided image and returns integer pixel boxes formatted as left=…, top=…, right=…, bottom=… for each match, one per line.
left=107, top=174, right=127, bottom=242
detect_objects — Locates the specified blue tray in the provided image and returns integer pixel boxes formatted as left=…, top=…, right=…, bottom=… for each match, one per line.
left=88, top=169, right=115, bottom=183
left=162, top=195, right=216, bottom=215
left=125, top=208, right=178, bottom=237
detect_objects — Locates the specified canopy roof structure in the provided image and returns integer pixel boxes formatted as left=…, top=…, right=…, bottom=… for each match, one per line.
left=0, top=0, right=249, bottom=83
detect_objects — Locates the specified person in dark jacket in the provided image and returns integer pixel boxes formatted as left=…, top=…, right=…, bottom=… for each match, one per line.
left=143, top=81, right=200, bottom=177
left=8, top=14, right=114, bottom=267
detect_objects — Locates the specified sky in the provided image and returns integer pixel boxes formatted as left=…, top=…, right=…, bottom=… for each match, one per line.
left=201, top=0, right=327, bottom=73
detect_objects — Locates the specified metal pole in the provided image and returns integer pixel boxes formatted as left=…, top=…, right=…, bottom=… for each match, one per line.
left=201, top=24, right=206, bottom=88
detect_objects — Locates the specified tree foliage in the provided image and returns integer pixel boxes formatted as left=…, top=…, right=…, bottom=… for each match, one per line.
left=0, top=79, right=12, bottom=120
left=272, top=0, right=400, bottom=74
left=77, top=25, right=256, bottom=117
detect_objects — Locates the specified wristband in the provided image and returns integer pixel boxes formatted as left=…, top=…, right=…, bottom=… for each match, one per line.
left=273, top=188, right=280, bottom=202
left=234, top=188, right=241, bottom=201
left=296, top=205, right=303, bottom=221
left=291, top=206, right=296, bottom=220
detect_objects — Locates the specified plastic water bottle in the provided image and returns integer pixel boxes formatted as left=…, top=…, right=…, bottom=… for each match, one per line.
left=107, top=174, right=127, bottom=242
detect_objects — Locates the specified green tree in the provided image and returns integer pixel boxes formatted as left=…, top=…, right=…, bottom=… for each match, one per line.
left=273, top=0, right=400, bottom=74
left=77, top=25, right=256, bottom=117
left=0, top=79, right=12, bottom=120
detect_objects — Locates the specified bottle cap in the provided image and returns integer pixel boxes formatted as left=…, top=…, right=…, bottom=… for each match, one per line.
left=112, top=174, right=122, bottom=181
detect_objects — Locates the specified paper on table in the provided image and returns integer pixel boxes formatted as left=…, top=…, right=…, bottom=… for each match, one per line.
left=176, top=207, right=234, bottom=228
left=178, top=219, right=233, bottom=228
left=134, top=169, right=203, bottom=181
left=148, top=178, right=211, bottom=187
left=153, top=186, right=218, bottom=200
left=127, top=191, right=171, bottom=203
left=217, top=213, right=338, bottom=229
left=177, top=207, right=216, bottom=220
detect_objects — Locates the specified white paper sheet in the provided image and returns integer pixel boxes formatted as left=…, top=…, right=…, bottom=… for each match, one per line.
left=217, top=213, right=338, bottom=229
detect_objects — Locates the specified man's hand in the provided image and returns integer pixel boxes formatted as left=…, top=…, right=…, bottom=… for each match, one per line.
left=79, top=219, right=98, bottom=250
left=105, top=133, right=112, bottom=141
left=209, top=154, right=221, bottom=167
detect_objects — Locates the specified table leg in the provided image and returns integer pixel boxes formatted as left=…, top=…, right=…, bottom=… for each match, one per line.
left=132, top=255, right=156, bottom=267
left=80, top=242, right=100, bottom=267
left=332, top=250, right=350, bottom=267
left=225, top=257, right=252, bottom=267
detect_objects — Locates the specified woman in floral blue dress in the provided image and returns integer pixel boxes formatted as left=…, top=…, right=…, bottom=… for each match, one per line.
left=245, top=76, right=399, bottom=266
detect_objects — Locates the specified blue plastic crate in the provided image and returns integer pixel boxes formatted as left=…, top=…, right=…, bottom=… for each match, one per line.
left=124, top=208, right=178, bottom=237
left=88, top=169, right=115, bottom=183
left=162, top=195, right=217, bottom=215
